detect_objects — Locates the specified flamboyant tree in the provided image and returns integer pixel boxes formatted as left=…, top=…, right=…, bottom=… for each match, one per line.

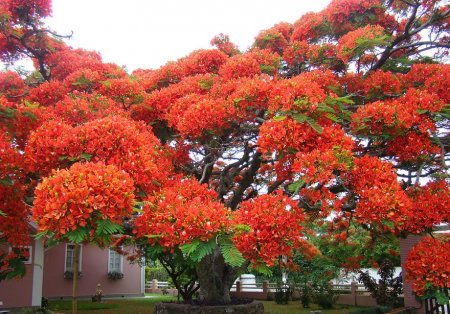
left=0, top=0, right=449, bottom=308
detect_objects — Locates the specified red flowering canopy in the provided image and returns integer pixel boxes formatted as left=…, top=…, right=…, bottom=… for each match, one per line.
left=0, top=0, right=449, bottom=305
left=404, top=236, right=450, bottom=297
left=133, top=178, right=231, bottom=249
left=33, top=162, right=135, bottom=243
left=232, top=193, right=305, bottom=267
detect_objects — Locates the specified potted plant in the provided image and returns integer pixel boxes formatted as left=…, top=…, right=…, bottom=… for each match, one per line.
left=107, top=271, right=124, bottom=280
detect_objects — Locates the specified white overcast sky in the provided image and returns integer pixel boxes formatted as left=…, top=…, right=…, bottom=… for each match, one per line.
left=46, top=0, right=331, bottom=72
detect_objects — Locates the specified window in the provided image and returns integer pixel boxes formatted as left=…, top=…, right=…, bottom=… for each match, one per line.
left=9, top=246, right=32, bottom=264
left=108, top=248, right=123, bottom=273
left=65, top=244, right=82, bottom=272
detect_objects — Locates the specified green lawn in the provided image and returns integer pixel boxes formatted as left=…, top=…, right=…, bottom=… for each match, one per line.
left=262, top=301, right=380, bottom=314
left=45, top=297, right=377, bottom=314
left=47, top=295, right=177, bottom=314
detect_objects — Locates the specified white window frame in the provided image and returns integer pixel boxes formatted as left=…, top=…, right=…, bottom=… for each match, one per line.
left=64, top=244, right=82, bottom=272
left=108, top=248, right=123, bottom=273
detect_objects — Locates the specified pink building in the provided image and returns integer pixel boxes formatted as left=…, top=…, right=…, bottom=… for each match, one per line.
left=43, top=243, right=145, bottom=299
left=399, top=225, right=449, bottom=314
left=0, top=242, right=144, bottom=311
left=0, top=235, right=44, bottom=309
left=400, top=234, right=425, bottom=314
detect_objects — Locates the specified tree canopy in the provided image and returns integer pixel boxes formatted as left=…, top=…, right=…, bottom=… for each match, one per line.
left=0, top=0, right=449, bottom=303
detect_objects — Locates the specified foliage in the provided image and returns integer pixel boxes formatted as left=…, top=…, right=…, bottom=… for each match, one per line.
left=312, top=282, right=338, bottom=309
left=145, top=265, right=170, bottom=282
left=358, top=259, right=403, bottom=308
left=274, top=284, right=291, bottom=305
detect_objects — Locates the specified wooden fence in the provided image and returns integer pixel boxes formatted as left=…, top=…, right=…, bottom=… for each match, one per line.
left=145, top=279, right=178, bottom=296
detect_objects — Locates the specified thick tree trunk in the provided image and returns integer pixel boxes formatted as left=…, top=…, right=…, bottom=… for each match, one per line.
left=72, top=244, right=80, bottom=314
left=195, top=247, right=237, bottom=304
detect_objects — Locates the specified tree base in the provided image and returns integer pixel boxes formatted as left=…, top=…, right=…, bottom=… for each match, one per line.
left=154, top=300, right=264, bottom=314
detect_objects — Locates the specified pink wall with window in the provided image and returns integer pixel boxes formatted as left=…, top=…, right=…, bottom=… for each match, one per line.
left=400, top=234, right=425, bottom=314
left=0, top=238, right=44, bottom=309
left=43, top=244, right=144, bottom=298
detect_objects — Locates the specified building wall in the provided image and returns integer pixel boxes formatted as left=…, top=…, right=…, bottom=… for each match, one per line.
left=42, top=244, right=143, bottom=298
left=0, top=239, right=41, bottom=309
left=400, top=234, right=425, bottom=314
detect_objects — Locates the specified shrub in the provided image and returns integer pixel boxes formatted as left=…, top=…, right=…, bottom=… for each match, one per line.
left=358, top=259, right=403, bottom=308
left=145, top=265, right=170, bottom=282
left=313, top=282, right=337, bottom=309
left=266, top=291, right=274, bottom=301
left=274, top=284, right=291, bottom=304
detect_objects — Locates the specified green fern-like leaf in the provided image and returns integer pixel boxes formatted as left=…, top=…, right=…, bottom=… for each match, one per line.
left=252, top=264, right=273, bottom=277
left=180, top=239, right=202, bottom=256
left=182, top=238, right=216, bottom=262
left=65, top=228, right=88, bottom=244
left=219, top=241, right=245, bottom=267
left=95, top=220, right=123, bottom=237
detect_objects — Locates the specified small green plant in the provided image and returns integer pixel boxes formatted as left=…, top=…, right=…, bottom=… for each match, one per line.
left=313, top=282, right=337, bottom=309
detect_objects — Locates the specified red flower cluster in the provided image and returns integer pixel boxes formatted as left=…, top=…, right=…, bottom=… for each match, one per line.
left=0, top=71, right=26, bottom=100
left=405, top=181, right=450, bottom=233
left=347, top=155, right=412, bottom=231
left=26, top=116, right=172, bottom=195
left=337, top=25, right=386, bottom=62
left=232, top=193, right=305, bottom=266
left=133, top=178, right=231, bottom=249
left=26, top=81, right=69, bottom=107
left=210, top=33, right=240, bottom=56
left=218, top=49, right=280, bottom=80
left=405, top=236, right=450, bottom=296
left=180, top=49, right=229, bottom=76
left=386, top=131, right=440, bottom=163
left=0, top=131, right=29, bottom=247
left=53, top=94, right=125, bottom=126
left=351, top=88, right=443, bottom=162
left=33, top=162, right=135, bottom=238
left=99, top=78, right=145, bottom=108
left=291, top=12, right=326, bottom=42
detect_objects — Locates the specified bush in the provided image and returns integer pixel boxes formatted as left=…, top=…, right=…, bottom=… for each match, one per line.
left=274, top=284, right=291, bottom=304
left=300, top=286, right=311, bottom=308
left=266, top=291, right=274, bottom=301
left=358, top=259, right=403, bottom=308
left=145, top=265, right=169, bottom=282
left=313, top=283, right=337, bottom=309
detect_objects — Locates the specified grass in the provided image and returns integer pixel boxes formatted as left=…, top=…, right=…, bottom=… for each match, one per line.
left=45, top=297, right=377, bottom=314
left=47, top=295, right=177, bottom=314
left=262, top=301, right=377, bottom=314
